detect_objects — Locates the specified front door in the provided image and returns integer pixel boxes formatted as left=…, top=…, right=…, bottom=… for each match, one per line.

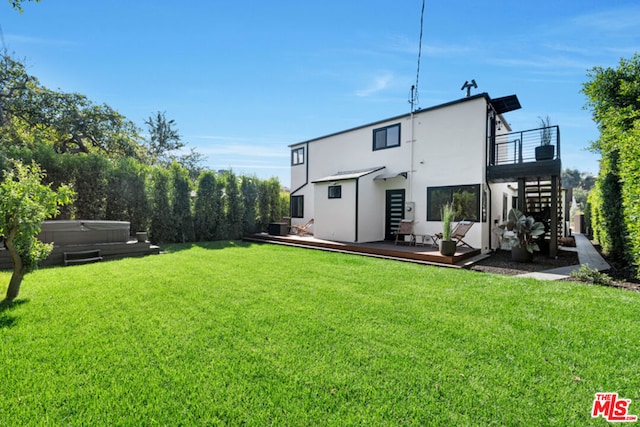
left=385, top=189, right=405, bottom=240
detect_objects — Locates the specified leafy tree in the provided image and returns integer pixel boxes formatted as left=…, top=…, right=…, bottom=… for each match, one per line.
left=144, top=111, right=205, bottom=179
left=1, top=54, right=144, bottom=160
left=0, top=161, right=74, bottom=301
left=144, top=111, right=184, bottom=165
left=561, top=168, right=582, bottom=189
left=8, top=0, right=40, bottom=12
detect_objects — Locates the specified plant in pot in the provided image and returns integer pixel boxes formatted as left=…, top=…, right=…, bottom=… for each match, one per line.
left=495, top=208, right=545, bottom=262
left=535, top=115, right=555, bottom=161
left=439, top=203, right=457, bottom=256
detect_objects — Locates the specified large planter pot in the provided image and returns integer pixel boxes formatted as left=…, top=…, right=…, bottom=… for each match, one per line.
left=511, top=246, right=533, bottom=262
left=135, top=231, right=148, bottom=243
left=535, top=145, right=555, bottom=161
left=439, top=240, right=457, bottom=256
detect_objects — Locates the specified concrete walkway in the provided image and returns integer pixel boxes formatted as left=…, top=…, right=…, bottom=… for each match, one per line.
left=516, top=233, right=610, bottom=281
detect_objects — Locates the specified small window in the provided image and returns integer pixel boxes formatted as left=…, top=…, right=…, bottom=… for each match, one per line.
left=373, top=123, right=401, bottom=151
left=290, top=195, right=304, bottom=218
left=328, top=185, right=342, bottom=199
left=427, top=184, right=480, bottom=222
left=291, top=147, right=304, bottom=165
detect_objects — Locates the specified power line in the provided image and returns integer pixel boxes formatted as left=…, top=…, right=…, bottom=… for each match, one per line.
left=410, top=0, right=425, bottom=112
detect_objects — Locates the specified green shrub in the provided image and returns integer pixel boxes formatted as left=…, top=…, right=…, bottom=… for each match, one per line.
left=570, top=264, right=614, bottom=286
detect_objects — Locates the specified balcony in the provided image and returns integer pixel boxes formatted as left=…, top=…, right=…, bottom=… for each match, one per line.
left=487, top=125, right=561, bottom=182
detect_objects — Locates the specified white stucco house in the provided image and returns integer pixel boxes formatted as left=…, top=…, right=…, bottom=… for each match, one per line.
left=289, top=92, right=563, bottom=256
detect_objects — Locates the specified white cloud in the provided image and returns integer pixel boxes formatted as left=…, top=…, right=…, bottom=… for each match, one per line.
left=571, top=7, right=640, bottom=34
left=355, top=72, right=394, bottom=97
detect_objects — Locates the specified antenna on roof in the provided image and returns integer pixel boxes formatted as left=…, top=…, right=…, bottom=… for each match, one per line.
left=409, top=0, right=426, bottom=112
left=461, top=79, right=478, bottom=97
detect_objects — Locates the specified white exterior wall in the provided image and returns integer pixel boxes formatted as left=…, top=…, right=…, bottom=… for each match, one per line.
left=409, top=97, right=488, bottom=250
left=289, top=94, right=512, bottom=251
left=313, top=181, right=355, bottom=241
left=357, top=175, right=386, bottom=242
left=489, top=182, right=518, bottom=249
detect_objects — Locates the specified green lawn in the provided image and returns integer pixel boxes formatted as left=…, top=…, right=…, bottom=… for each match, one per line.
left=0, top=241, right=638, bottom=426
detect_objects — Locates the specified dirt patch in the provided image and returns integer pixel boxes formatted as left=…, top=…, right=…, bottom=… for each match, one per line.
left=470, top=249, right=579, bottom=276
left=470, top=245, right=640, bottom=293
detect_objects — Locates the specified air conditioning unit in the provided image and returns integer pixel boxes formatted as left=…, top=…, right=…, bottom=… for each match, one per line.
left=405, top=202, right=415, bottom=221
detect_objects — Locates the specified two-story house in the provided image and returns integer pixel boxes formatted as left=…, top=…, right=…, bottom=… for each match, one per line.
left=289, top=92, right=563, bottom=257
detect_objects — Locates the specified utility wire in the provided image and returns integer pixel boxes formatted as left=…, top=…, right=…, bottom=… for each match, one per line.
left=413, top=0, right=425, bottom=111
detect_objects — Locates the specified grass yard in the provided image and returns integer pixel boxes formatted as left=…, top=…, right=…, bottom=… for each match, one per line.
left=0, top=241, right=638, bottom=426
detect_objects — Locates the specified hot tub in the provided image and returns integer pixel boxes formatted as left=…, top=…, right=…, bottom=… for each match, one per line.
left=38, top=220, right=131, bottom=246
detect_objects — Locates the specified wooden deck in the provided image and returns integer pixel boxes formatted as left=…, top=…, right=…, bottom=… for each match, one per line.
left=244, top=233, right=483, bottom=268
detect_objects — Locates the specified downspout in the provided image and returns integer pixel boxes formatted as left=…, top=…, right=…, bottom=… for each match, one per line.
left=485, top=105, right=492, bottom=252
left=408, top=110, right=415, bottom=204
left=355, top=178, right=359, bottom=242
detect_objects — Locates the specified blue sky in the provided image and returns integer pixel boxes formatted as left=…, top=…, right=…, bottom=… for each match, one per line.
left=2, top=1, right=639, bottom=187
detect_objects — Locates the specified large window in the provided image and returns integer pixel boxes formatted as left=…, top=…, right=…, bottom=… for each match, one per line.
left=427, top=184, right=480, bottom=222
left=291, top=147, right=304, bottom=165
left=373, top=123, right=401, bottom=151
left=328, top=185, right=342, bottom=199
left=290, top=195, right=304, bottom=218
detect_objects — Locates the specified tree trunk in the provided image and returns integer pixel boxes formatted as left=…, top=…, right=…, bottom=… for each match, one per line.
left=4, top=231, right=25, bottom=301
left=5, top=269, right=24, bottom=301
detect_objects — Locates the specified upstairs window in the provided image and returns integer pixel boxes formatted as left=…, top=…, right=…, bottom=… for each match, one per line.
left=292, top=147, right=304, bottom=165
left=373, top=123, right=401, bottom=151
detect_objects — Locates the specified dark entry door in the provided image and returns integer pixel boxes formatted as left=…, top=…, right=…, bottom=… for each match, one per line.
left=385, top=189, right=405, bottom=240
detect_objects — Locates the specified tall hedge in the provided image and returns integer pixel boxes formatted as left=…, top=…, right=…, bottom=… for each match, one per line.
left=149, top=167, right=173, bottom=244
left=106, top=157, right=149, bottom=234
left=583, top=54, right=640, bottom=276
left=170, top=162, right=194, bottom=243
left=240, top=176, right=259, bottom=234
left=194, top=171, right=221, bottom=241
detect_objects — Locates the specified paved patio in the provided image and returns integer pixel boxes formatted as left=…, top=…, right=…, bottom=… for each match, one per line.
left=516, top=233, right=610, bottom=281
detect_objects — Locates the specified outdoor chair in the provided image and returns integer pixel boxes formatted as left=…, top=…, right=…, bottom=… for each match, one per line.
left=393, top=220, right=415, bottom=245
left=434, top=221, right=474, bottom=248
left=291, top=218, right=314, bottom=236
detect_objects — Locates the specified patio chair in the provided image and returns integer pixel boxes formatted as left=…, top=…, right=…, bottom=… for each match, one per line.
left=393, top=220, right=415, bottom=245
left=434, top=221, right=474, bottom=248
left=291, top=218, right=314, bottom=236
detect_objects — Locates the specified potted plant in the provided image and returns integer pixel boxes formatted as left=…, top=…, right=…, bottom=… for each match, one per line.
left=439, top=203, right=457, bottom=256
left=535, top=115, right=555, bottom=161
left=495, top=208, right=545, bottom=262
